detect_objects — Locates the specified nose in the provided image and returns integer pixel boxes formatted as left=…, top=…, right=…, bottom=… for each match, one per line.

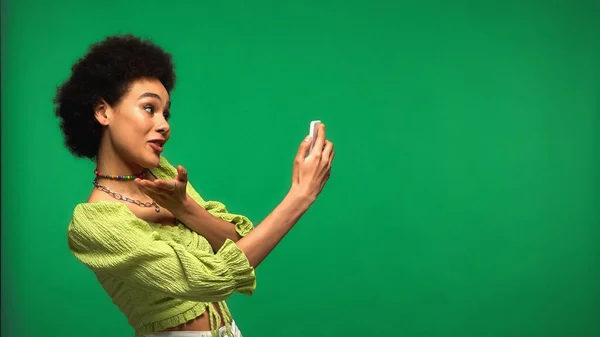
left=155, top=114, right=170, bottom=135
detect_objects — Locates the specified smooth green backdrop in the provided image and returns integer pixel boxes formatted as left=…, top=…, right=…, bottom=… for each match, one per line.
left=2, top=1, right=599, bottom=336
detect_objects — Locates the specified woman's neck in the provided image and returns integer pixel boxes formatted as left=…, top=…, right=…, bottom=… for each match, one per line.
left=96, top=154, right=145, bottom=177
left=94, top=142, right=148, bottom=196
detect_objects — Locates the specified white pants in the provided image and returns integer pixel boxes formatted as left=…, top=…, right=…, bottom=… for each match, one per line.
left=144, top=320, right=242, bottom=337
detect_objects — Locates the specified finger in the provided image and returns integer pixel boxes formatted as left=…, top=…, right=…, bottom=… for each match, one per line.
left=322, top=140, right=334, bottom=159
left=135, top=178, right=154, bottom=190
left=293, top=136, right=312, bottom=184
left=136, top=181, right=159, bottom=197
left=153, top=179, right=178, bottom=192
left=312, top=123, right=326, bottom=155
left=321, top=171, right=331, bottom=189
left=177, top=165, right=188, bottom=183
left=328, top=151, right=335, bottom=171
left=137, top=180, right=165, bottom=196
left=295, top=135, right=312, bottom=161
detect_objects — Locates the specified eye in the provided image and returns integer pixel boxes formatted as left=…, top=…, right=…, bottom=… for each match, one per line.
left=163, top=111, right=171, bottom=121
left=144, top=105, right=154, bottom=113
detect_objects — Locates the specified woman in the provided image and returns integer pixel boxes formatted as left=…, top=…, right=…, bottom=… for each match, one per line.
left=54, top=34, right=334, bottom=337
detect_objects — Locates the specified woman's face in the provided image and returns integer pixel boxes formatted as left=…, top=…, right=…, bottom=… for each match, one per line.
left=98, top=77, right=171, bottom=169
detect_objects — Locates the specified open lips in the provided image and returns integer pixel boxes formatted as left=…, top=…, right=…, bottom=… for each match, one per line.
left=148, top=139, right=166, bottom=152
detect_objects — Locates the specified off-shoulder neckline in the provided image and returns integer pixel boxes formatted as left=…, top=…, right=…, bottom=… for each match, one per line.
left=72, top=156, right=186, bottom=229
left=73, top=200, right=189, bottom=231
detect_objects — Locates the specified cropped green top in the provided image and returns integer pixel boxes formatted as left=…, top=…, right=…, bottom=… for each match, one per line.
left=67, top=156, right=256, bottom=337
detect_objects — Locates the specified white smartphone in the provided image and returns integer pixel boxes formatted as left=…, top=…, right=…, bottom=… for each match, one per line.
left=309, top=120, right=322, bottom=153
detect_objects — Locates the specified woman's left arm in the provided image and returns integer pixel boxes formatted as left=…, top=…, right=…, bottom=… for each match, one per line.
left=176, top=196, right=245, bottom=249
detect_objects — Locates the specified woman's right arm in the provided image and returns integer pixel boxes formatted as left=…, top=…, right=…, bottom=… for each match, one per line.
left=235, top=188, right=313, bottom=268
left=153, top=123, right=334, bottom=269
left=236, top=123, right=334, bottom=268
left=68, top=124, right=334, bottom=301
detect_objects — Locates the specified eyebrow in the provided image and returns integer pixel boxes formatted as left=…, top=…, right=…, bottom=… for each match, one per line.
left=139, top=92, right=171, bottom=109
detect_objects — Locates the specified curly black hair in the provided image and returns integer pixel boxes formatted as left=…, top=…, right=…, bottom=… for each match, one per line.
left=53, top=34, right=176, bottom=160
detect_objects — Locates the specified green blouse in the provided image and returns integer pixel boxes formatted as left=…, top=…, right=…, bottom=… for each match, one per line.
left=67, top=156, right=256, bottom=337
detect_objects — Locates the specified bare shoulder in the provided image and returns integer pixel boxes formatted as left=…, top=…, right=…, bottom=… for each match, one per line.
left=87, top=188, right=117, bottom=203
left=85, top=187, right=140, bottom=218
left=88, top=185, right=176, bottom=227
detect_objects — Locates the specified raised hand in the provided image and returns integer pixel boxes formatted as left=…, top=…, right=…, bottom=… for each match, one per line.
left=135, top=165, right=189, bottom=214
left=291, top=123, right=334, bottom=202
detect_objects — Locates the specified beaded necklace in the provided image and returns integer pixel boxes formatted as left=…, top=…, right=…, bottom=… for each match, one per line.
left=94, top=169, right=146, bottom=180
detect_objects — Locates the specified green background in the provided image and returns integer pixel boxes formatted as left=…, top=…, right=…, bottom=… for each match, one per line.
left=2, top=0, right=599, bottom=336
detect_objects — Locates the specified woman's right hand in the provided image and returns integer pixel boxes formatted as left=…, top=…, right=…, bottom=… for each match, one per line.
left=235, top=124, right=334, bottom=269
left=290, top=123, right=335, bottom=202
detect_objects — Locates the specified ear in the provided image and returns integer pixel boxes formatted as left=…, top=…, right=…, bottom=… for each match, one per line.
left=94, top=99, right=111, bottom=126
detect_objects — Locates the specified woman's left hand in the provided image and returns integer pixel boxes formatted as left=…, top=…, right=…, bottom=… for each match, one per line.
left=135, top=165, right=190, bottom=215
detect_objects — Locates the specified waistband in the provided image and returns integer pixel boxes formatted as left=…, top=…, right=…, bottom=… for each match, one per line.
left=143, top=320, right=241, bottom=337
